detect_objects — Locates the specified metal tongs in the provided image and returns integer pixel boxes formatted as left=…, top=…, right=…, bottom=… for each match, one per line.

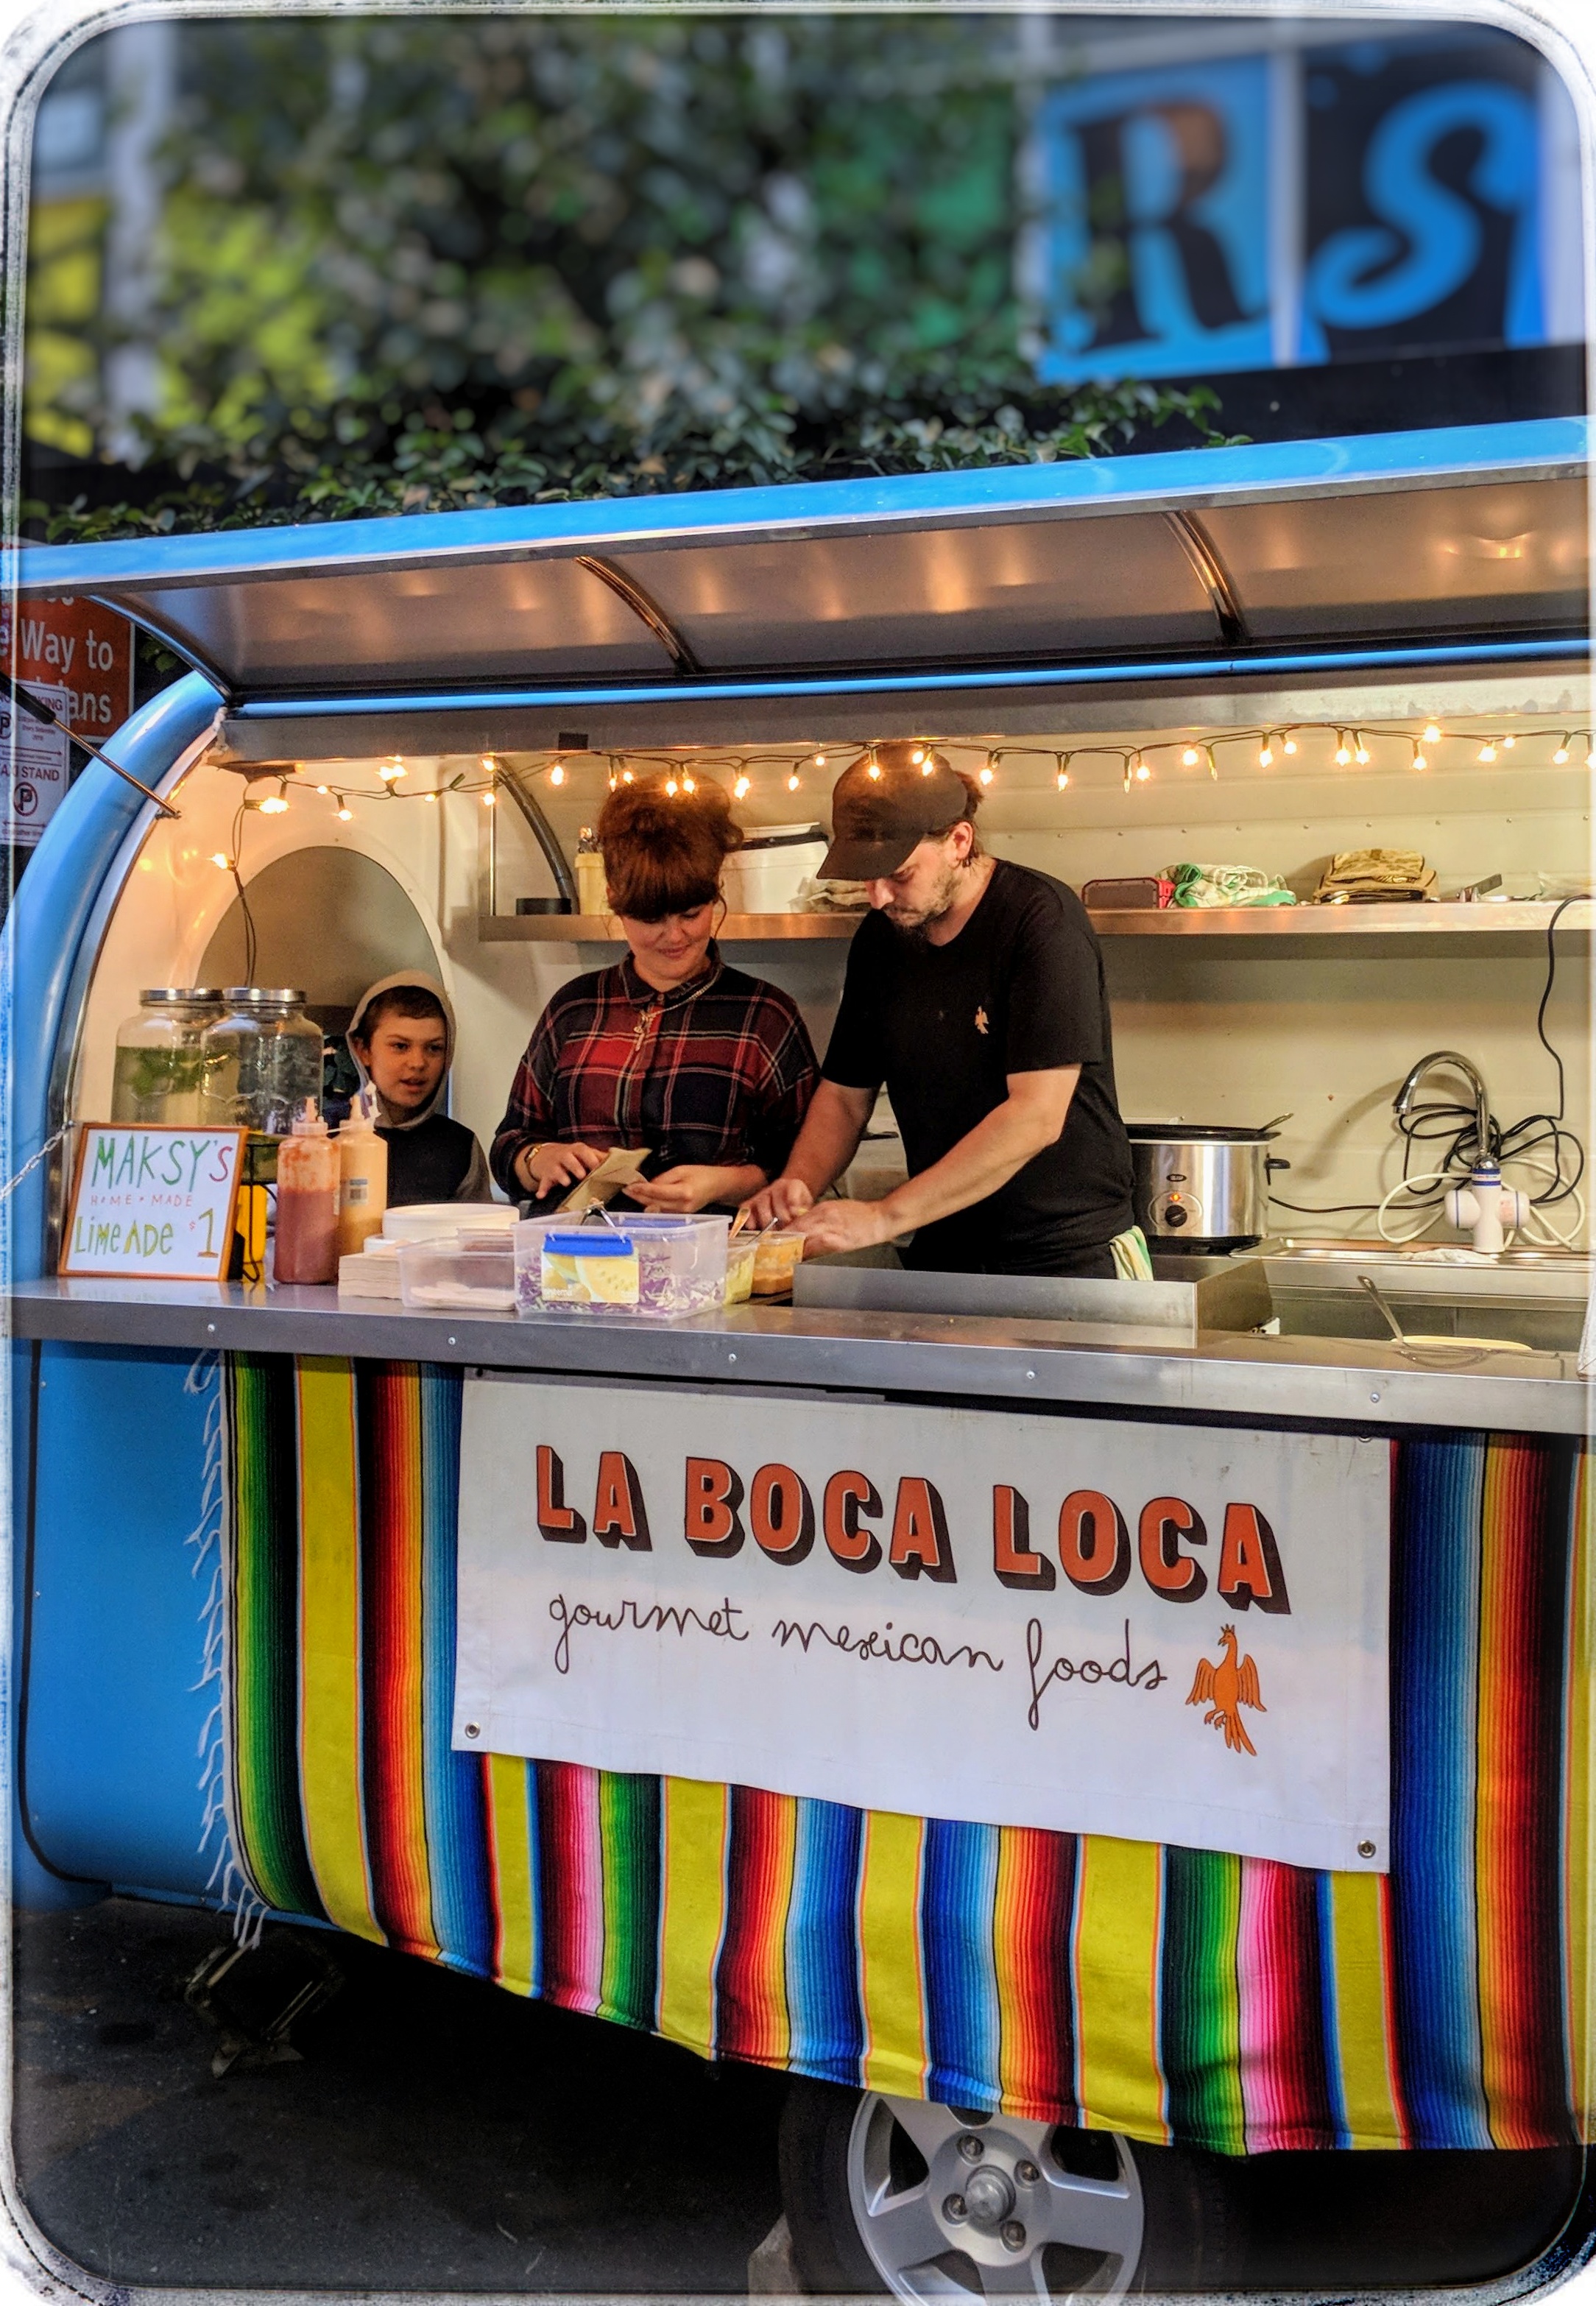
left=1358, top=1273, right=1531, bottom=1359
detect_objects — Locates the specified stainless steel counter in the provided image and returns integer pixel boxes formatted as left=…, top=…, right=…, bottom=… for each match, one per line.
left=8, top=1277, right=1586, bottom=1435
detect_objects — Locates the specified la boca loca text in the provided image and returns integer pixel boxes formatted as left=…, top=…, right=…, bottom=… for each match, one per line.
left=532, top=1446, right=1290, bottom=1613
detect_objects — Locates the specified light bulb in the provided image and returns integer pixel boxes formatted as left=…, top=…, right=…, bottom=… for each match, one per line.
left=549, top=761, right=565, bottom=786
left=211, top=852, right=231, bottom=870
left=1554, top=736, right=1572, bottom=764
left=482, top=789, right=496, bottom=808
left=1181, top=745, right=1199, bottom=767
left=1354, top=736, right=1370, bottom=765
left=1334, top=733, right=1352, bottom=766
left=258, top=784, right=289, bottom=814
left=1135, top=759, right=1151, bottom=783
left=866, top=761, right=881, bottom=780
left=733, top=774, right=750, bottom=800
left=910, top=746, right=925, bottom=765
left=1411, top=745, right=1427, bottom=772
left=622, top=769, right=634, bottom=785
left=1056, top=769, right=1070, bottom=791
left=681, top=772, right=696, bottom=793
left=1056, top=755, right=1072, bottom=791
left=1258, top=736, right=1274, bottom=767
left=316, top=783, right=328, bottom=796
left=1586, top=747, right=1596, bottom=771
left=979, top=764, right=994, bottom=786
left=426, top=791, right=437, bottom=804
left=1206, top=747, right=1218, bottom=780
left=380, top=758, right=406, bottom=783
left=920, top=760, right=934, bottom=777
left=665, top=776, right=679, bottom=797
left=1502, top=734, right=1516, bottom=750
left=1422, top=722, right=1441, bottom=744
left=1477, top=742, right=1497, bottom=764
left=813, top=752, right=827, bottom=768
left=787, top=772, right=800, bottom=792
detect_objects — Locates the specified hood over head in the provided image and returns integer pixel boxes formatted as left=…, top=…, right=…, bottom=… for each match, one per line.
left=347, top=970, right=457, bottom=1132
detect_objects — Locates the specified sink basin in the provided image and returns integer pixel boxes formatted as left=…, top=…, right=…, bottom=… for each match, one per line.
left=1251, top=1242, right=1589, bottom=1352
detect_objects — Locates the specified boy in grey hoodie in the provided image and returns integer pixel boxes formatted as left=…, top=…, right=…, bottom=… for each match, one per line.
left=346, top=973, right=493, bottom=1205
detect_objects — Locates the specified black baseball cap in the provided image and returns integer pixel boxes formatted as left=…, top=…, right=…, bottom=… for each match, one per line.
left=820, top=742, right=973, bottom=880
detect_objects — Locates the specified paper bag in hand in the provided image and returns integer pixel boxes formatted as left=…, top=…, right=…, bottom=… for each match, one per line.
left=559, top=1147, right=651, bottom=1214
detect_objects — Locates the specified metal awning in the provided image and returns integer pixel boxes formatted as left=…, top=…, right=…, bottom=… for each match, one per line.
left=11, top=417, right=1588, bottom=714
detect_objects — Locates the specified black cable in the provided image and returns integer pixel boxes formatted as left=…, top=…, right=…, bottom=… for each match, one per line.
left=229, top=797, right=258, bottom=985
left=1535, top=893, right=1582, bottom=1122
left=1269, top=1196, right=1379, bottom=1215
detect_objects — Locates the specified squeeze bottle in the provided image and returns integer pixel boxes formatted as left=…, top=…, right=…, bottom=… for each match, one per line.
left=336, top=1088, right=389, bottom=1258
left=275, top=1099, right=339, bottom=1284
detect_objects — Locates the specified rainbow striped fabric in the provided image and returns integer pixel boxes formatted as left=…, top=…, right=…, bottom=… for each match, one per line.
left=222, top=1355, right=1592, bottom=2154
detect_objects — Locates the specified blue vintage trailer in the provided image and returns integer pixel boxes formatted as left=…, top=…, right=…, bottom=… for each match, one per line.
left=4, top=419, right=1592, bottom=2297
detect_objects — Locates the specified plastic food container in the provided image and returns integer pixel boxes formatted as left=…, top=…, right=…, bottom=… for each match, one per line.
left=397, top=1233, right=518, bottom=1313
left=515, top=1213, right=728, bottom=1319
left=724, top=1235, right=758, bottom=1305
left=751, top=1230, right=805, bottom=1297
left=383, top=1202, right=518, bottom=1243
left=719, top=824, right=827, bottom=914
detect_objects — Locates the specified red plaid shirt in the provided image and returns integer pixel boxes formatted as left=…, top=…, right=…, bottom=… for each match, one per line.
left=490, top=947, right=818, bottom=1196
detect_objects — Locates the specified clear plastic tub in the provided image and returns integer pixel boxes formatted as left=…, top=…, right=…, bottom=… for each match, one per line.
left=751, top=1230, right=805, bottom=1297
left=398, top=1233, right=518, bottom=1313
left=515, top=1213, right=728, bottom=1319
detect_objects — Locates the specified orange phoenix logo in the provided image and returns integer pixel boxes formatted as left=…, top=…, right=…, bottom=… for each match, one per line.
left=1187, top=1624, right=1265, bottom=1755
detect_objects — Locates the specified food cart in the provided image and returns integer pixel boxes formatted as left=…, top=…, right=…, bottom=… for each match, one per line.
left=4, top=415, right=1592, bottom=2296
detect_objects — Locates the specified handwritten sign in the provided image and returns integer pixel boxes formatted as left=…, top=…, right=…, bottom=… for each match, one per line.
left=456, top=1376, right=1391, bottom=1873
left=60, top=1124, right=247, bottom=1281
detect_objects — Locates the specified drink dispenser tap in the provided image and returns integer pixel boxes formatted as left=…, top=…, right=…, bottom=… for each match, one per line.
left=1393, top=1050, right=1525, bottom=1254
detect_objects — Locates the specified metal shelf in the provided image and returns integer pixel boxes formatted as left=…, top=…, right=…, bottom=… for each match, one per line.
left=481, top=900, right=1589, bottom=944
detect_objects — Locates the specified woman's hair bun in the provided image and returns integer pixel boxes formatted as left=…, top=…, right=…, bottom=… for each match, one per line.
left=597, top=775, right=743, bottom=921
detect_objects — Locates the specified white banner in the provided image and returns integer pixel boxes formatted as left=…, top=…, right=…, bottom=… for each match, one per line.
left=456, top=1376, right=1391, bottom=1872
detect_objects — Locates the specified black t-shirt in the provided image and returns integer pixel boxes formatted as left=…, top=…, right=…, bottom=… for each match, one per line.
left=822, top=859, right=1135, bottom=1273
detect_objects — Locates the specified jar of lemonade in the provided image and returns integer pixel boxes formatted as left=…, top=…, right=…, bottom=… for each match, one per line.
left=200, top=989, right=324, bottom=1136
left=111, top=990, right=225, bottom=1125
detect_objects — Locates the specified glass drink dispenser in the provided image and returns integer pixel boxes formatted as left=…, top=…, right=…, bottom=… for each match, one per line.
left=200, top=987, right=324, bottom=1135
left=110, top=989, right=225, bottom=1125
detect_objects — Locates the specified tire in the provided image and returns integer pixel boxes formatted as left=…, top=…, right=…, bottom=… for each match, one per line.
left=780, top=2078, right=1243, bottom=2298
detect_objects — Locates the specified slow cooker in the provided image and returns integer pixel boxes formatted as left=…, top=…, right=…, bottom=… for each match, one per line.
left=1126, top=1124, right=1290, bottom=1253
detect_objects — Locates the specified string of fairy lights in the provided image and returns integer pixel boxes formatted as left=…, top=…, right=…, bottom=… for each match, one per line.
left=208, top=717, right=1595, bottom=864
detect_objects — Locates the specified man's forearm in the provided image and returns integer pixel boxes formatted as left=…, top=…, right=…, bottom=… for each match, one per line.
left=783, top=1082, right=873, bottom=1196
left=877, top=1078, right=1077, bottom=1234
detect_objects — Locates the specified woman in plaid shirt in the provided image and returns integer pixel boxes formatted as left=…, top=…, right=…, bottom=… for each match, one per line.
left=490, top=778, right=819, bottom=1214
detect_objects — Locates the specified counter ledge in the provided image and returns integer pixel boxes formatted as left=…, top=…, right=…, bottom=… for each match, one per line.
left=7, top=1277, right=1585, bottom=1435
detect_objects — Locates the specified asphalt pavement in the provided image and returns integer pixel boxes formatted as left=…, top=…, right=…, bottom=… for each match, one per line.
left=11, top=1893, right=1592, bottom=2296
left=13, top=1894, right=786, bottom=2292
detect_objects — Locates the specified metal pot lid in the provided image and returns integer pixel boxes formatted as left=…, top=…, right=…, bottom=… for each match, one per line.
left=1126, top=1123, right=1281, bottom=1143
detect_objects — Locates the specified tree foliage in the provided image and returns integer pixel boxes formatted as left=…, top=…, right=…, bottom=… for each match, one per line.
left=30, top=13, right=1232, bottom=538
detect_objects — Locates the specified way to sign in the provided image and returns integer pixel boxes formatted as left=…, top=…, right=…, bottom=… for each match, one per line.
left=456, top=1376, right=1391, bottom=1873
left=59, top=1124, right=247, bottom=1281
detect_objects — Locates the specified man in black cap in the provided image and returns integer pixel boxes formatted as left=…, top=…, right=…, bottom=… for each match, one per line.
left=743, top=740, right=1137, bottom=1277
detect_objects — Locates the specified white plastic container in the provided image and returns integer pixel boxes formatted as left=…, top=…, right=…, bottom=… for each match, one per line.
left=383, top=1202, right=518, bottom=1244
left=515, top=1213, right=728, bottom=1319
left=398, top=1233, right=518, bottom=1313
left=721, top=824, right=827, bottom=914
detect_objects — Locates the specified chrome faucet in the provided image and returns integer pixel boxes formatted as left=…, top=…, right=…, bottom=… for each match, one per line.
left=1394, top=1050, right=1493, bottom=1165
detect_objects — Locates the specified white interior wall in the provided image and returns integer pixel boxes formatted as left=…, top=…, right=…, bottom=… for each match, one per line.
left=77, top=727, right=1592, bottom=1246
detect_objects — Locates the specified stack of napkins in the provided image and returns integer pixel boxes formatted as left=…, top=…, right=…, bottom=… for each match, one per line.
left=339, top=1238, right=404, bottom=1299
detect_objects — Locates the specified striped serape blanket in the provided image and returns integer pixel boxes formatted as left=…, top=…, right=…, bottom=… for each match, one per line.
left=222, top=1354, right=1592, bottom=2154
